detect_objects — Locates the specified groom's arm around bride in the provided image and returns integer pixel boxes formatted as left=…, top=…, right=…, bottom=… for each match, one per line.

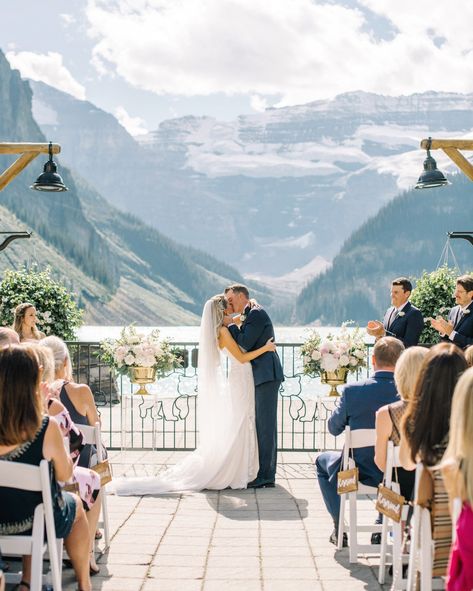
left=224, top=284, right=284, bottom=488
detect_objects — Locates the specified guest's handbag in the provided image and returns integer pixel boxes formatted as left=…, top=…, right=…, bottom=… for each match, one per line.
left=92, top=459, right=113, bottom=486
left=376, top=484, right=405, bottom=523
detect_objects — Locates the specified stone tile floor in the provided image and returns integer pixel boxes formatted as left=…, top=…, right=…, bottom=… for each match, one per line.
left=8, top=451, right=390, bottom=590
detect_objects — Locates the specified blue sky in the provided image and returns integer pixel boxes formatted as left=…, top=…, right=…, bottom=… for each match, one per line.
left=2, top=1, right=473, bottom=135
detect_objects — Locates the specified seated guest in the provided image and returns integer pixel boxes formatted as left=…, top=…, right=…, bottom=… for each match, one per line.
left=441, top=367, right=473, bottom=591
left=12, top=303, right=46, bottom=342
left=316, top=336, right=404, bottom=546
left=0, top=346, right=91, bottom=591
left=0, top=327, right=19, bottom=347
left=31, top=343, right=101, bottom=575
left=465, top=345, right=473, bottom=367
left=371, top=277, right=424, bottom=347
left=40, top=336, right=103, bottom=573
left=375, top=346, right=427, bottom=500
left=430, top=274, right=473, bottom=349
left=400, top=343, right=467, bottom=578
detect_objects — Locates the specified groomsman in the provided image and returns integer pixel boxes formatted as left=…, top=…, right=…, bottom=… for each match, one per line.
left=430, top=274, right=473, bottom=349
left=379, top=277, right=424, bottom=347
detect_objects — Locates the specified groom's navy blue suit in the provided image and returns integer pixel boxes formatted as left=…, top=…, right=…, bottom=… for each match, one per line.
left=229, top=304, right=284, bottom=485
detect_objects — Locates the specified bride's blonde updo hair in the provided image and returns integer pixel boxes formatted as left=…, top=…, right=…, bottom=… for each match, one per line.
left=210, top=294, right=228, bottom=338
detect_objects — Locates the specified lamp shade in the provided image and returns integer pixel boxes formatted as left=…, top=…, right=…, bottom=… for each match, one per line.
left=415, top=150, right=449, bottom=190
left=30, top=144, right=68, bottom=192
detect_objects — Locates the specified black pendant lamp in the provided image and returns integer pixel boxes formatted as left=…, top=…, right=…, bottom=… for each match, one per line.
left=30, top=142, right=68, bottom=192
left=415, top=137, right=449, bottom=189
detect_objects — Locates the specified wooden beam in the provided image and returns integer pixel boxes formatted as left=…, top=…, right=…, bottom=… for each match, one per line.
left=442, top=147, right=473, bottom=182
left=420, top=138, right=473, bottom=151
left=0, top=152, right=40, bottom=191
left=0, top=143, right=61, bottom=155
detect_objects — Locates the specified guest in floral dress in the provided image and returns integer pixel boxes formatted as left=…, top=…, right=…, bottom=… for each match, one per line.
left=32, top=342, right=101, bottom=575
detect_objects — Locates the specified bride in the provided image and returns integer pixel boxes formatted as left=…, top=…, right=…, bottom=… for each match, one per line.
left=113, top=294, right=276, bottom=495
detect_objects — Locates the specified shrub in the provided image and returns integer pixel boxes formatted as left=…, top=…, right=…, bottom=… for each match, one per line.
left=0, top=266, right=83, bottom=340
left=410, top=266, right=457, bottom=344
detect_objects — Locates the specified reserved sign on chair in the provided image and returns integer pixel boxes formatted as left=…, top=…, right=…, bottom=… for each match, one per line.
left=337, top=467, right=359, bottom=494
left=376, top=484, right=405, bottom=522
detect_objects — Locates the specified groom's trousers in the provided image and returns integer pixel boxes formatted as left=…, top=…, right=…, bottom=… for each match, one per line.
left=255, top=380, right=281, bottom=483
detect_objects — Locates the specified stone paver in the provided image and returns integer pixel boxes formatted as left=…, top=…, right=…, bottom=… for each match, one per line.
left=7, top=451, right=393, bottom=590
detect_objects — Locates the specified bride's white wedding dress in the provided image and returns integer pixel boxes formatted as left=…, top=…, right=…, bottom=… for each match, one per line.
left=112, top=302, right=259, bottom=495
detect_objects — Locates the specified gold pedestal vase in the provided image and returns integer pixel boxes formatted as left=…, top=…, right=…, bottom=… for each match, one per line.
left=129, top=366, right=156, bottom=395
left=321, top=367, right=349, bottom=397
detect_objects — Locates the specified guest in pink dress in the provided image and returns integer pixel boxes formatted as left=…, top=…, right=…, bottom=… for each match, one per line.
left=442, top=367, right=473, bottom=591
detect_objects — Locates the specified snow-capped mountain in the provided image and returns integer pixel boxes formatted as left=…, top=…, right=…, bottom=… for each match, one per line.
left=31, top=82, right=473, bottom=278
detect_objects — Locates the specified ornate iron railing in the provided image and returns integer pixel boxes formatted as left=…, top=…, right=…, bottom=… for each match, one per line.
left=67, top=341, right=374, bottom=452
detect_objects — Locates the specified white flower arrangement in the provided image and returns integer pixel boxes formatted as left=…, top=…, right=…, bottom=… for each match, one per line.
left=301, top=323, right=367, bottom=377
left=99, top=326, right=180, bottom=377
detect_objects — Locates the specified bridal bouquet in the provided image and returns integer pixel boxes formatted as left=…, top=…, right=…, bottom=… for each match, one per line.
left=301, top=323, right=367, bottom=377
left=99, top=325, right=179, bottom=377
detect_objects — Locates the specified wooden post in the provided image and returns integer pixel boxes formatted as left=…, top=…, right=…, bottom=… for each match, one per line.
left=420, top=138, right=473, bottom=181
left=0, top=142, right=61, bottom=191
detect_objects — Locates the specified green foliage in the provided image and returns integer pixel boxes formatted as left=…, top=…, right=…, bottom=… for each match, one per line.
left=0, top=266, right=83, bottom=340
left=410, top=266, right=459, bottom=344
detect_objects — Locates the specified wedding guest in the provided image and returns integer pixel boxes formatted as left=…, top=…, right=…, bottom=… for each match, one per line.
left=316, top=336, right=404, bottom=546
left=369, top=278, right=424, bottom=347
left=40, top=336, right=103, bottom=571
left=0, top=345, right=91, bottom=591
left=430, top=275, right=473, bottom=349
left=441, top=367, right=473, bottom=591
left=465, top=345, right=473, bottom=367
left=374, top=346, right=428, bottom=500
left=0, top=327, right=19, bottom=347
left=12, top=303, right=45, bottom=342
left=400, top=343, right=467, bottom=577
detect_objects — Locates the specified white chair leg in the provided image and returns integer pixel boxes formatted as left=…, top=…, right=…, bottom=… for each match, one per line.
left=392, top=519, right=403, bottom=590
left=349, top=491, right=358, bottom=563
left=378, top=511, right=390, bottom=583
left=102, top=490, right=111, bottom=549
left=337, top=493, right=346, bottom=551
left=406, top=505, right=420, bottom=591
left=420, top=509, right=433, bottom=591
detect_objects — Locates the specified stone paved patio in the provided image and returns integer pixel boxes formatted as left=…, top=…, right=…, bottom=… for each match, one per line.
left=53, top=450, right=388, bottom=591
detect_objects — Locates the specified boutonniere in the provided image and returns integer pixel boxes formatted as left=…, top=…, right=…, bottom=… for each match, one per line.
left=464, top=309, right=470, bottom=315
left=398, top=311, right=405, bottom=317
left=240, top=314, right=247, bottom=323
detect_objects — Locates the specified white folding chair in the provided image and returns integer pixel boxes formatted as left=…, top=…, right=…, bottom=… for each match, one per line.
left=0, top=459, right=63, bottom=591
left=337, top=427, right=382, bottom=563
left=451, top=496, right=462, bottom=543
left=378, top=441, right=410, bottom=589
left=406, top=463, right=445, bottom=591
left=77, top=421, right=110, bottom=549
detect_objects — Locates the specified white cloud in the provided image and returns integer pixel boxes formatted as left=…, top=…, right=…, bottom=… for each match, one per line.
left=85, top=0, right=473, bottom=106
left=6, top=51, right=86, bottom=100
left=60, top=13, right=76, bottom=26
left=250, top=95, right=268, bottom=112
left=115, top=106, right=149, bottom=136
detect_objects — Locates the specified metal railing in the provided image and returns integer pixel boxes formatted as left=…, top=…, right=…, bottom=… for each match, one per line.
left=67, top=341, right=375, bottom=452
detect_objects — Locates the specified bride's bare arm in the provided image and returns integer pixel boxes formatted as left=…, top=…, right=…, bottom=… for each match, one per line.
left=218, top=326, right=276, bottom=363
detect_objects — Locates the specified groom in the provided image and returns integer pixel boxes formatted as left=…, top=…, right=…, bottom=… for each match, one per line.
left=224, top=284, right=284, bottom=488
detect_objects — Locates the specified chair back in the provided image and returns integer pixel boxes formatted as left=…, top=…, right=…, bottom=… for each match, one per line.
left=0, top=459, right=62, bottom=591
left=77, top=422, right=106, bottom=462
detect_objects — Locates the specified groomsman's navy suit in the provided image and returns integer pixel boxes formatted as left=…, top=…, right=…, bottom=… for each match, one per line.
left=228, top=304, right=284, bottom=485
left=444, top=301, right=473, bottom=349
left=315, top=371, right=398, bottom=526
left=382, top=301, right=424, bottom=347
